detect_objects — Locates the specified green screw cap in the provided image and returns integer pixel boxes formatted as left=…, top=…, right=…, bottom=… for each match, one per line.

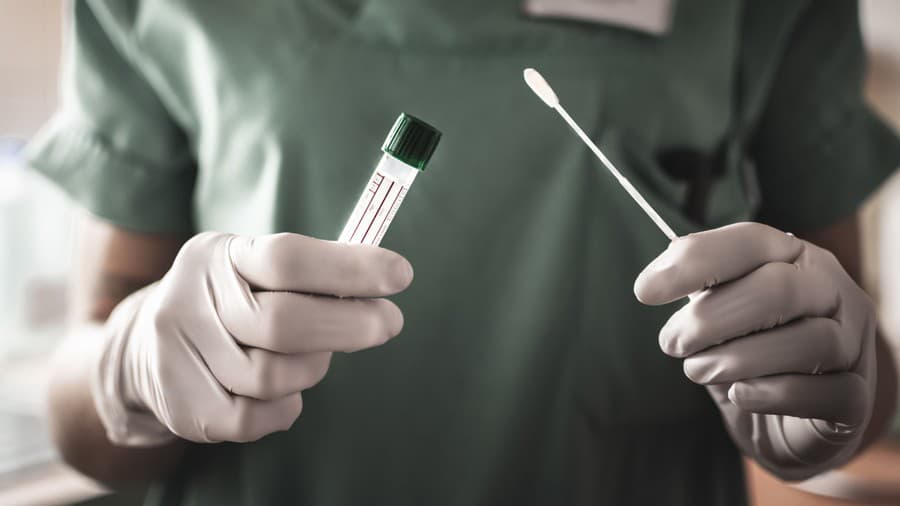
left=381, top=113, right=442, bottom=170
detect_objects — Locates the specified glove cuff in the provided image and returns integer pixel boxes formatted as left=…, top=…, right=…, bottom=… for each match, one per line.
left=90, top=290, right=176, bottom=447
left=753, top=415, right=862, bottom=481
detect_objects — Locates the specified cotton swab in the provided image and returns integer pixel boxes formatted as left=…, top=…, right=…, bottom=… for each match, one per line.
left=523, top=68, right=678, bottom=241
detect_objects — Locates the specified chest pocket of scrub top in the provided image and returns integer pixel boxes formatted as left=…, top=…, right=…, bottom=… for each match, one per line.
left=637, top=127, right=761, bottom=228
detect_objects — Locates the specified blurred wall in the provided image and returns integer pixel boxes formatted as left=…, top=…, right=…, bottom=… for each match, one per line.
left=862, top=0, right=900, bottom=128
left=0, top=0, right=62, bottom=138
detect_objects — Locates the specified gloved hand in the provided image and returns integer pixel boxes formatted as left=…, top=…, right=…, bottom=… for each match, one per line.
left=634, top=222, right=876, bottom=481
left=92, top=232, right=412, bottom=446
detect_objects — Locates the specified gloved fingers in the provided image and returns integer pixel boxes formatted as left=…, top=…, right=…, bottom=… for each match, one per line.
left=658, top=261, right=838, bottom=357
left=221, top=291, right=404, bottom=353
left=212, top=349, right=332, bottom=400
left=229, top=233, right=413, bottom=297
left=635, top=222, right=803, bottom=305
left=683, top=318, right=853, bottom=384
left=205, top=393, right=303, bottom=443
left=728, top=373, right=869, bottom=426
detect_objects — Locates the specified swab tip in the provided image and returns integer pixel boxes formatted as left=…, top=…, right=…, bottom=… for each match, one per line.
left=523, top=68, right=559, bottom=109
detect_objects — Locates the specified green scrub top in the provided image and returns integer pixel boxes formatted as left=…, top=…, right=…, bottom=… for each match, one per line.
left=27, top=1, right=900, bottom=504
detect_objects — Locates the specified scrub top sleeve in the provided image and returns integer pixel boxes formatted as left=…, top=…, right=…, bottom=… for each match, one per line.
left=749, top=1, right=900, bottom=233
left=24, top=1, right=196, bottom=233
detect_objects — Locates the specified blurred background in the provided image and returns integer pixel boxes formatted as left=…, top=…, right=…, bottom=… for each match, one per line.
left=0, top=1, right=899, bottom=504
left=0, top=1, right=85, bottom=504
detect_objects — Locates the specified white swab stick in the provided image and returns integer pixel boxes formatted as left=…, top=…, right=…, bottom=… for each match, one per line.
left=523, top=68, right=678, bottom=241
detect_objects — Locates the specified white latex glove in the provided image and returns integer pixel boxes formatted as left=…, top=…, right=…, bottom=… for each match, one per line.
left=634, top=222, right=876, bottom=481
left=93, top=232, right=412, bottom=446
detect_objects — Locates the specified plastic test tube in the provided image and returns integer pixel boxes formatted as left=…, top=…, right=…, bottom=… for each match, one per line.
left=338, top=113, right=441, bottom=246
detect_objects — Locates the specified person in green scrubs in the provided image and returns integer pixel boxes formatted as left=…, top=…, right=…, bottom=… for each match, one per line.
left=27, top=0, right=900, bottom=504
